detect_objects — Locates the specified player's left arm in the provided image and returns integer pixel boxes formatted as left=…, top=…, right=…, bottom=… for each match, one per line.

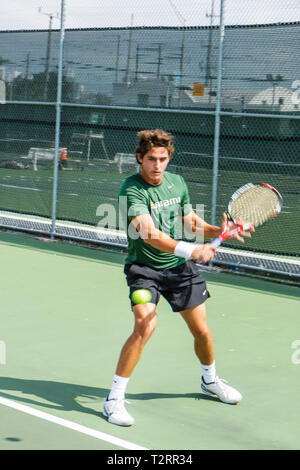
left=182, top=209, right=221, bottom=239
left=183, top=210, right=252, bottom=242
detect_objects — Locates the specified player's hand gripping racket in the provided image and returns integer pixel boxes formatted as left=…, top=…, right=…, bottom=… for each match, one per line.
left=210, top=182, right=282, bottom=250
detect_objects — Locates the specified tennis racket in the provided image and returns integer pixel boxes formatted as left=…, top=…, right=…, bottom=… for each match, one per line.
left=210, top=182, right=283, bottom=249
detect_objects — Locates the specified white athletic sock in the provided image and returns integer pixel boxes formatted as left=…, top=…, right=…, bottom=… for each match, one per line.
left=201, top=361, right=216, bottom=384
left=108, top=374, right=130, bottom=400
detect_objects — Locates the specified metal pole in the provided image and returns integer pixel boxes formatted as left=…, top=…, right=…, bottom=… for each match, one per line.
left=44, top=14, right=53, bottom=101
left=178, top=27, right=186, bottom=108
left=135, top=44, right=140, bottom=82
left=50, top=0, right=66, bottom=239
left=39, top=9, right=59, bottom=101
left=205, top=0, right=215, bottom=91
left=157, top=43, right=162, bottom=79
left=125, top=14, right=134, bottom=86
left=210, top=0, right=225, bottom=226
left=115, top=35, right=120, bottom=83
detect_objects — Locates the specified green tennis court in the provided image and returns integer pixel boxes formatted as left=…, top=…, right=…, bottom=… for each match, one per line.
left=0, top=162, right=298, bottom=256
left=0, top=230, right=299, bottom=450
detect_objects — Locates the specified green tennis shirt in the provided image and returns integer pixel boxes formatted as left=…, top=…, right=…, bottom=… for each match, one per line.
left=119, top=171, right=193, bottom=270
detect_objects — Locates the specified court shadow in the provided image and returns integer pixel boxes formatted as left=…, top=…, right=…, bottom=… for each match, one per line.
left=0, top=376, right=217, bottom=420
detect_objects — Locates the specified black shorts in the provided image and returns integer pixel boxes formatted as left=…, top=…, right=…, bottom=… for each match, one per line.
left=124, top=260, right=210, bottom=313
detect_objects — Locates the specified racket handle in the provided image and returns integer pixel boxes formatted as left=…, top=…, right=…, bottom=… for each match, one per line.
left=217, top=221, right=251, bottom=243
left=200, top=222, right=252, bottom=264
left=210, top=237, right=222, bottom=249
left=242, top=222, right=251, bottom=231
left=199, top=237, right=222, bottom=265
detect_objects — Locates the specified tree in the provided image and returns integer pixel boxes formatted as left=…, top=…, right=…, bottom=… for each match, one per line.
left=0, top=57, right=11, bottom=66
left=11, top=71, right=75, bottom=102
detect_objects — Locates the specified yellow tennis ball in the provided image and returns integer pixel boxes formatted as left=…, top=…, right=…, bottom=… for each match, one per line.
left=131, top=289, right=152, bottom=305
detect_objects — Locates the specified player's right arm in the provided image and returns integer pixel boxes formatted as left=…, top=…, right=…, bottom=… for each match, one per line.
left=130, top=213, right=216, bottom=264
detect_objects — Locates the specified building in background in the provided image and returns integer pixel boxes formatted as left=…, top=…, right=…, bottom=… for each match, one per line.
left=0, top=80, right=5, bottom=102
left=112, top=77, right=175, bottom=107
left=248, top=86, right=299, bottom=112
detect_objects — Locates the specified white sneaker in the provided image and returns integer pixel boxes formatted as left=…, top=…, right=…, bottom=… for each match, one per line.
left=201, top=376, right=242, bottom=404
left=103, top=397, right=135, bottom=426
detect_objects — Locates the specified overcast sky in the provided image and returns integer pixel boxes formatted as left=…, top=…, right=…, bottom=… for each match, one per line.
left=0, top=0, right=299, bottom=30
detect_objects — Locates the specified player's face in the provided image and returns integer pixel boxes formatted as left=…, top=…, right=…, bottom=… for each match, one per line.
left=137, top=147, right=170, bottom=185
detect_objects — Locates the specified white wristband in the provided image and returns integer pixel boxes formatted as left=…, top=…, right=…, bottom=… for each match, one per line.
left=174, top=241, right=196, bottom=259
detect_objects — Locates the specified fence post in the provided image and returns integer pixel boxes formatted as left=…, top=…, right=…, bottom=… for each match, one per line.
left=211, top=0, right=225, bottom=226
left=50, top=0, right=66, bottom=239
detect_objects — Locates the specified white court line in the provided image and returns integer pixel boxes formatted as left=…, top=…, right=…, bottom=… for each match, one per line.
left=0, top=183, right=42, bottom=192
left=0, top=396, right=148, bottom=450
left=0, top=183, right=79, bottom=197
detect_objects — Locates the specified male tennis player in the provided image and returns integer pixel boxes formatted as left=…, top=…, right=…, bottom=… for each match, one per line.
left=103, top=129, right=252, bottom=426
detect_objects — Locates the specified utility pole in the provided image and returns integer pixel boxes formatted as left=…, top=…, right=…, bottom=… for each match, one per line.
left=157, top=43, right=162, bottom=79
left=24, top=53, right=30, bottom=100
left=115, top=35, right=121, bottom=83
left=167, top=0, right=186, bottom=107
left=125, top=14, right=134, bottom=86
left=39, top=8, right=59, bottom=101
left=135, top=44, right=140, bottom=82
left=205, top=0, right=219, bottom=102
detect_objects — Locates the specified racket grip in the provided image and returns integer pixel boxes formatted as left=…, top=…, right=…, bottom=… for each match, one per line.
left=199, top=237, right=221, bottom=265
left=242, top=222, right=251, bottom=231
left=210, top=237, right=222, bottom=249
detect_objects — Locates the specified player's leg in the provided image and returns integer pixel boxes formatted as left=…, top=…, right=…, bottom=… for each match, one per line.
left=103, top=302, right=157, bottom=426
left=116, top=302, right=158, bottom=378
left=180, top=303, right=242, bottom=404
left=180, top=302, right=215, bottom=367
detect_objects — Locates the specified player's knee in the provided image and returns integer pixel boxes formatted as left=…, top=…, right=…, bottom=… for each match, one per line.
left=134, top=314, right=157, bottom=343
left=194, top=326, right=211, bottom=342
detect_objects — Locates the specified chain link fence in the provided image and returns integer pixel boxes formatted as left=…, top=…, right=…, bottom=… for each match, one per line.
left=0, top=0, right=299, bottom=280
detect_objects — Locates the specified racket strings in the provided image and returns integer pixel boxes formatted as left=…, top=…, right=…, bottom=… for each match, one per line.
left=229, top=185, right=280, bottom=227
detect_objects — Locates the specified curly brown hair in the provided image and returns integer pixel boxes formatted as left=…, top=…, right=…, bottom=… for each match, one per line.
left=135, top=129, right=174, bottom=163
